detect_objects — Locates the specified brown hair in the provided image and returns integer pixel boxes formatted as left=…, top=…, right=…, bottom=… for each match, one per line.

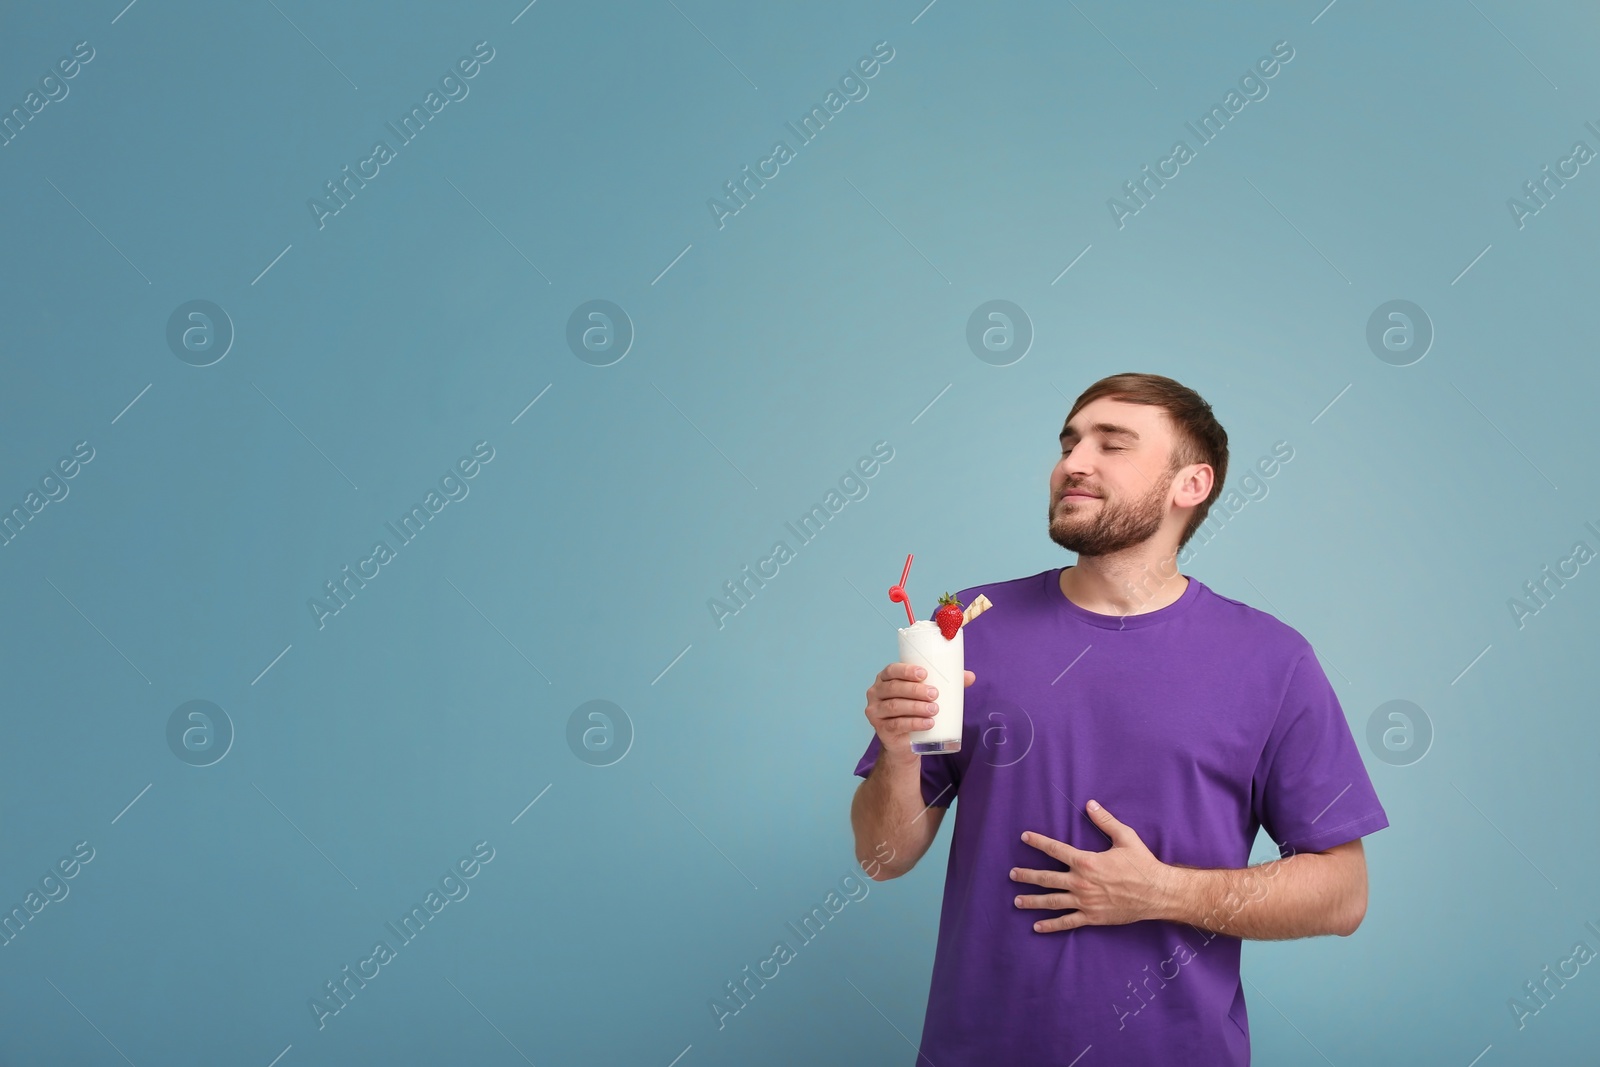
left=1063, top=372, right=1229, bottom=549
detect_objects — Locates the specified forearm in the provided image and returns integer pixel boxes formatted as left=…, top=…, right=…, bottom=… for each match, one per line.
left=1157, top=851, right=1362, bottom=940
left=850, top=753, right=939, bottom=880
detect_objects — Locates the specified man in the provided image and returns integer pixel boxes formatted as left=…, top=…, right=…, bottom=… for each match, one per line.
left=851, top=372, right=1388, bottom=1065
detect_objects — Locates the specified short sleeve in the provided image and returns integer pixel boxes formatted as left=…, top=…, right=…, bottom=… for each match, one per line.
left=1252, top=649, right=1389, bottom=856
left=854, top=733, right=960, bottom=810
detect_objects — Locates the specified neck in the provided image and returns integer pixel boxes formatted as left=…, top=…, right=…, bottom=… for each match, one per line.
left=1058, top=547, right=1186, bottom=616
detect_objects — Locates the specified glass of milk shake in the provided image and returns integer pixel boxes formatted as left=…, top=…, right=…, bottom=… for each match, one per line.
left=899, top=620, right=963, bottom=754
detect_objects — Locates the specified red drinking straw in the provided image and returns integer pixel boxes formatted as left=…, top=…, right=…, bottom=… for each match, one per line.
left=887, top=553, right=915, bottom=626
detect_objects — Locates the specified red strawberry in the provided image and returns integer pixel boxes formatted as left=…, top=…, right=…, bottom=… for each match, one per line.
left=933, top=592, right=965, bottom=639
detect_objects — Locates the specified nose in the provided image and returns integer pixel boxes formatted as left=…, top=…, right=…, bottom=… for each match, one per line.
left=1058, top=440, right=1093, bottom=479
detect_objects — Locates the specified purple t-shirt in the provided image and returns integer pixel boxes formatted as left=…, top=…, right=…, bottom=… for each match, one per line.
left=854, top=567, right=1388, bottom=1065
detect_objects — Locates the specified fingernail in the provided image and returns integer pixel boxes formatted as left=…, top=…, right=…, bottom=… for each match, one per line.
left=915, top=668, right=926, bottom=679
left=1014, top=896, right=1022, bottom=907
left=1087, top=800, right=1100, bottom=811
left=926, top=687, right=938, bottom=699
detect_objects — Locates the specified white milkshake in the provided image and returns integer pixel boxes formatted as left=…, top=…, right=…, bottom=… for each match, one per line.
left=899, top=619, right=963, bottom=754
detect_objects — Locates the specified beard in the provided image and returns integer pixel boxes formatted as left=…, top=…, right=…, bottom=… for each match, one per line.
left=1047, top=472, right=1171, bottom=557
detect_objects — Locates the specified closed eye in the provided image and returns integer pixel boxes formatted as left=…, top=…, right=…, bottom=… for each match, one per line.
left=1060, top=444, right=1126, bottom=456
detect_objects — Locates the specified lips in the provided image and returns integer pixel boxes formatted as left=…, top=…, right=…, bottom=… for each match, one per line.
left=1060, top=491, right=1099, bottom=501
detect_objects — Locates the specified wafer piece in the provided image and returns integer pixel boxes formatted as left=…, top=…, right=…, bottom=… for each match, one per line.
left=961, top=594, right=993, bottom=625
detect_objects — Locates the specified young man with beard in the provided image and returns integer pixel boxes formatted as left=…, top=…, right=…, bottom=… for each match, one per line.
left=850, top=372, right=1387, bottom=1065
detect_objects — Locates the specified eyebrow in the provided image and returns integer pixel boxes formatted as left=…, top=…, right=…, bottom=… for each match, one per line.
left=1059, top=422, right=1141, bottom=443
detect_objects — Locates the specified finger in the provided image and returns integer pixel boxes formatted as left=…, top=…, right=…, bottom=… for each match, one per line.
left=1020, top=831, right=1083, bottom=865
left=1008, top=866, right=1070, bottom=890
left=963, top=670, right=976, bottom=686
left=1032, top=911, right=1089, bottom=933
left=876, top=697, right=936, bottom=719
left=1086, top=800, right=1134, bottom=847
left=886, top=679, right=941, bottom=700
left=868, top=704, right=936, bottom=731
left=880, top=662, right=928, bottom=683
left=1013, top=892, right=1075, bottom=910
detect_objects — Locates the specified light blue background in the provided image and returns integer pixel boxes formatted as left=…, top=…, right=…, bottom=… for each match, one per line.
left=2, top=0, right=1596, bottom=1063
